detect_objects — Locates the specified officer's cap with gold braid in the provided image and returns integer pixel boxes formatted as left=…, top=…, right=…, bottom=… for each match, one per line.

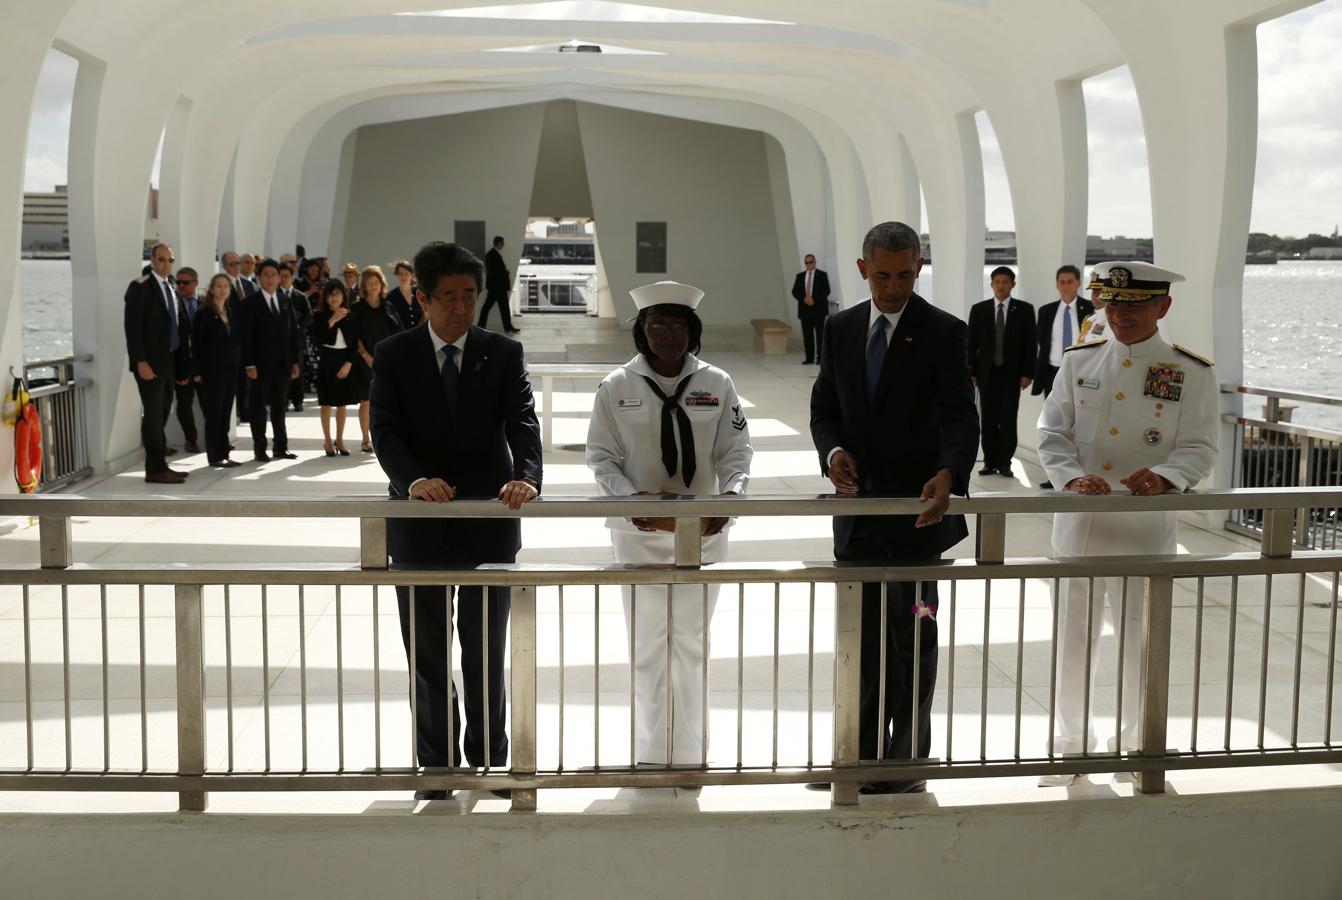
left=1093, top=261, right=1185, bottom=304
left=1086, top=261, right=1113, bottom=292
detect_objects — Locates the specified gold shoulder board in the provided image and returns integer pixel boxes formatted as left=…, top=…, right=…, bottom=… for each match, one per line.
left=1064, top=339, right=1107, bottom=353
left=1173, top=344, right=1213, bottom=367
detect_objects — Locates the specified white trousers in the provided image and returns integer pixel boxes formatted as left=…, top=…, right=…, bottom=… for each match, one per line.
left=1051, top=509, right=1176, bottom=755
left=612, top=529, right=724, bottom=766
left=1053, top=576, right=1144, bottom=754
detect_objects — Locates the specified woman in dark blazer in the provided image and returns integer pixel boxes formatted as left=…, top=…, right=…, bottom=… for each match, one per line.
left=191, top=274, right=244, bottom=467
left=308, top=279, right=359, bottom=456
left=350, top=265, right=403, bottom=452
left=384, top=259, right=420, bottom=330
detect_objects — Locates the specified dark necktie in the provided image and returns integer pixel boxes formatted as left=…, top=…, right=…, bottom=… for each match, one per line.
left=440, top=344, right=459, bottom=418
left=641, top=372, right=697, bottom=488
left=994, top=302, right=1006, bottom=367
left=865, top=317, right=888, bottom=402
left=161, top=279, right=180, bottom=352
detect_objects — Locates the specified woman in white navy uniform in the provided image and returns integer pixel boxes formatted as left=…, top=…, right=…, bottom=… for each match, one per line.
left=586, top=281, right=753, bottom=766
left=1036, top=261, right=1217, bottom=786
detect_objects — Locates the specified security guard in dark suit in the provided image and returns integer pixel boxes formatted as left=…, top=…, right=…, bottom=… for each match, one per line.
left=967, top=266, right=1036, bottom=476
left=124, top=243, right=191, bottom=484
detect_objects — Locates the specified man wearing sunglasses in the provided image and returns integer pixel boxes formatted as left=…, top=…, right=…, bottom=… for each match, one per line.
left=124, top=243, right=190, bottom=483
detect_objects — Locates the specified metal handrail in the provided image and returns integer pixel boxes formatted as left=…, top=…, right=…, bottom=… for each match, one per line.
left=26, top=377, right=94, bottom=401
left=23, top=353, right=94, bottom=373
left=1223, top=383, right=1342, bottom=409
left=2, top=485, right=1339, bottom=520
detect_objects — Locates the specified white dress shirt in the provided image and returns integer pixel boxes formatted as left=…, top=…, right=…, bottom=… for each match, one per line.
left=1050, top=298, right=1082, bottom=367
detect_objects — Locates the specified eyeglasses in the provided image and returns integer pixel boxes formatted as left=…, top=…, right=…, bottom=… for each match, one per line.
left=646, top=322, right=689, bottom=335
left=177, top=279, right=196, bottom=286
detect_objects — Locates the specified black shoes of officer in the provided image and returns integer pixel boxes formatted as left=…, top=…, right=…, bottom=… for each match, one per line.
left=804, top=780, right=928, bottom=795
left=277, top=451, right=298, bottom=460
left=414, top=789, right=452, bottom=802
left=145, top=470, right=186, bottom=484
left=978, top=465, right=997, bottom=476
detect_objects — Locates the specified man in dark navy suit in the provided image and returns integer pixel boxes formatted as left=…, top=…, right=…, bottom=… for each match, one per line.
left=124, top=242, right=191, bottom=484
left=223, top=250, right=258, bottom=425
left=810, top=221, right=978, bottom=794
left=791, top=253, right=832, bottom=364
left=241, top=258, right=300, bottom=461
left=967, top=266, right=1036, bottom=476
left=370, top=241, right=542, bottom=801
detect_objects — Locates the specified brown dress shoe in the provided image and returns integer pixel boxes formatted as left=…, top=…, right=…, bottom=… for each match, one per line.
left=145, top=471, right=187, bottom=484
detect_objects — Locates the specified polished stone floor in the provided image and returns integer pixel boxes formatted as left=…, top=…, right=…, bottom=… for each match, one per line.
left=1, top=314, right=1339, bottom=814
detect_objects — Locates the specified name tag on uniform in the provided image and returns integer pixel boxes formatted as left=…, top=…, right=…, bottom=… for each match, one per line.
left=685, top=391, right=720, bottom=408
left=616, top=398, right=642, bottom=409
left=1075, top=378, right=1099, bottom=390
left=1144, top=365, right=1184, bottom=402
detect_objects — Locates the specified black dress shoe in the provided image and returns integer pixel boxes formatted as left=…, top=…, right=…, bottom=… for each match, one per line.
left=324, top=447, right=336, bottom=458
left=208, top=459, right=242, bottom=468
left=336, top=446, right=351, bottom=457
left=414, top=789, right=452, bottom=802
left=490, top=789, right=512, bottom=799
left=1040, top=480, right=1054, bottom=490
left=169, top=468, right=189, bottom=478
left=144, top=471, right=186, bottom=484
left=860, top=780, right=927, bottom=795
left=998, top=466, right=1014, bottom=478
left=254, top=452, right=271, bottom=462
left=801, top=359, right=814, bottom=365
left=506, top=328, right=521, bottom=335
left=978, top=466, right=997, bottom=476
left=277, top=451, right=298, bottom=460
left=804, top=782, right=831, bottom=792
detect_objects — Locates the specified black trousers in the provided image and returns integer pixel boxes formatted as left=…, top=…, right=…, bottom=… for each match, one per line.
left=287, top=369, right=305, bottom=409
left=801, top=313, right=827, bottom=363
left=173, top=379, right=199, bottom=444
left=397, top=583, right=511, bottom=768
left=477, top=289, right=514, bottom=331
left=1038, top=364, right=1059, bottom=397
left=248, top=366, right=290, bottom=455
left=236, top=370, right=250, bottom=423
left=837, top=533, right=938, bottom=767
left=198, top=374, right=236, bottom=464
left=979, top=366, right=1021, bottom=470
left=135, top=365, right=175, bottom=474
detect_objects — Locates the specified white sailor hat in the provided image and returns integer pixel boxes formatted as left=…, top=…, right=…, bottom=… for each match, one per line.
left=1092, top=261, right=1185, bottom=303
left=629, top=280, right=705, bottom=312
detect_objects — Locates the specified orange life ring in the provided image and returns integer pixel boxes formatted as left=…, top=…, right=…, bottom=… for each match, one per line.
left=14, top=401, right=41, bottom=493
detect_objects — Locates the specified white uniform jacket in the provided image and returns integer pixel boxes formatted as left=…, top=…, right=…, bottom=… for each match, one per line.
left=1037, top=333, right=1217, bottom=556
left=586, top=353, right=753, bottom=533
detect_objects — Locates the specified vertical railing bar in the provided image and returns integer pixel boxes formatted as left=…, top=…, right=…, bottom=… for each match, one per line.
left=736, top=583, right=744, bottom=770
left=1082, top=578, right=1094, bottom=759
left=225, top=585, right=234, bottom=773
left=1191, top=577, right=1204, bottom=752
left=373, top=586, right=381, bottom=772
left=510, top=585, right=538, bottom=812
left=702, top=583, right=709, bottom=769
left=877, top=580, right=888, bottom=763
left=101, top=585, right=110, bottom=773
left=1116, top=577, right=1129, bottom=756
left=910, top=581, right=923, bottom=763
left=335, top=585, right=344, bottom=773
left=481, top=590, right=491, bottom=775
left=1325, top=571, right=1339, bottom=747
left=629, top=584, right=636, bottom=767
left=409, top=585, right=418, bottom=772
left=1224, top=576, right=1239, bottom=752
left=1013, top=578, right=1025, bottom=760
left=299, top=585, right=308, bottom=773
left=446, top=587, right=454, bottom=772
left=1291, top=573, right=1306, bottom=747
left=980, top=579, right=991, bottom=762
left=807, top=581, right=816, bottom=770
left=1047, top=577, right=1060, bottom=759
left=139, top=585, right=147, bottom=774
left=947, top=581, right=956, bottom=760
left=262, top=584, right=271, bottom=773
left=61, top=585, right=71, bottom=772
left=596, top=585, right=602, bottom=771
left=666, top=585, right=674, bottom=770
left=23, top=585, right=33, bottom=772
left=772, top=582, right=780, bottom=769
left=1258, top=573, right=1273, bottom=750
left=558, top=584, right=565, bottom=773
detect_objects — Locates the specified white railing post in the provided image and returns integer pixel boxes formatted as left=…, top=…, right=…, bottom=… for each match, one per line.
left=510, top=585, right=538, bottom=811
left=360, top=517, right=388, bottom=569
left=39, top=515, right=72, bottom=568
left=175, top=583, right=207, bottom=811
left=832, top=581, right=863, bottom=806
left=1138, top=576, right=1174, bottom=795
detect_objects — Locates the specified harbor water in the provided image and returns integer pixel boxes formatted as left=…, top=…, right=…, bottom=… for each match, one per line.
left=16, top=259, right=1342, bottom=430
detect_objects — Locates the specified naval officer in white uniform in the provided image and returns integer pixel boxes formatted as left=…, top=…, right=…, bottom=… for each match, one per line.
left=1078, top=264, right=1110, bottom=343
left=586, top=281, right=754, bottom=766
left=1036, top=261, right=1217, bottom=786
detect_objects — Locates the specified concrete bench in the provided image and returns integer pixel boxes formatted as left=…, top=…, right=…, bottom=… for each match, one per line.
left=750, top=318, right=792, bottom=354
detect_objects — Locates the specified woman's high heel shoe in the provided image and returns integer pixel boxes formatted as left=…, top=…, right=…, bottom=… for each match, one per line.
left=335, top=443, right=351, bottom=457
left=324, top=442, right=336, bottom=458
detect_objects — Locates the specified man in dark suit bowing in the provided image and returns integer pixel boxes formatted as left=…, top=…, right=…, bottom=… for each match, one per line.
left=124, top=242, right=192, bottom=484
left=967, top=266, right=1036, bottom=477
left=810, top=221, right=978, bottom=795
left=791, top=253, right=832, bottom=364
left=370, top=241, right=542, bottom=802
left=241, top=258, right=301, bottom=462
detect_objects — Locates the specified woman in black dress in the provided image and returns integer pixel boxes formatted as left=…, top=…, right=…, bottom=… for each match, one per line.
left=191, top=274, right=243, bottom=468
left=350, top=265, right=403, bottom=453
left=308, top=279, right=358, bottom=456
left=384, top=260, right=420, bottom=329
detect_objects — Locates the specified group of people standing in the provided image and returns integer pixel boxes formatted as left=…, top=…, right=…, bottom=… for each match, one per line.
left=127, top=219, right=1217, bottom=798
